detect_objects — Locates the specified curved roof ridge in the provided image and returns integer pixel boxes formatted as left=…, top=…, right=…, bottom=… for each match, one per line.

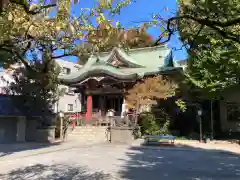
left=112, top=48, right=144, bottom=67
left=58, top=64, right=139, bottom=84
left=83, top=55, right=98, bottom=68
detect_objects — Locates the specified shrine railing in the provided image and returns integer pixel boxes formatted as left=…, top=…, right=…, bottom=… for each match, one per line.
left=67, top=112, right=139, bottom=127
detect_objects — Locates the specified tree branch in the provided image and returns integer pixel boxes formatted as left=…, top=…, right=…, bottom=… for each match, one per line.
left=169, top=15, right=240, bottom=28
left=8, top=0, right=56, bottom=15
left=189, top=24, right=205, bottom=50
left=169, top=16, right=240, bottom=43
left=0, top=46, right=38, bottom=73
left=154, top=15, right=240, bottom=46
left=153, top=18, right=174, bottom=46
left=52, top=53, right=74, bottom=59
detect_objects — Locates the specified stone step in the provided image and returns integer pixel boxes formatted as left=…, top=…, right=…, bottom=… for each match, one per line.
left=71, top=132, right=107, bottom=135
left=66, top=135, right=109, bottom=142
left=73, top=128, right=104, bottom=130
left=67, top=132, right=108, bottom=137
left=67, top=135, right=96, bottom=139
left=71, top=132, right=107, bottom=134
left=71, top=131, right=107, bottom=134
left=70, top=132, right=106, bottom=135
left=65, top=126, right=109, bottom=143
left=73, top=127, right=107, bottom=129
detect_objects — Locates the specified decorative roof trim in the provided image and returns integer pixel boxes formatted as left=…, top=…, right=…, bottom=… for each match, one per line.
left=105, top=47, right=144, bottom=68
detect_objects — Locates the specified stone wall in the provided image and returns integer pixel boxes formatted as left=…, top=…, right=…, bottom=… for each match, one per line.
left=0, top=117, right=17, bottom=143
left=67, top=126, right=109, bottom=143
left=110, top=127, right=134, bottom=144
left=35, top=126, right=56, bottom=142
left=26, top=117, right=44, bottom=141
left=0, top=116, right=57, bottom=143
left=16, top=117, right=26, bottom=142
left=25, top=118, right=38, bottom=141
left=26, top=117, right=56, bottom=142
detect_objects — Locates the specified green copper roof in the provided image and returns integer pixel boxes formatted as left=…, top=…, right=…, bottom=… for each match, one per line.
left=59, top=46, right=181, bottom=84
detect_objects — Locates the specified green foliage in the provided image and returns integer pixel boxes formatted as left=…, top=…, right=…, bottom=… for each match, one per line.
left=0, top=0, right=148, bottom=69
left=176, top=136, right=189, bottom=140
left=178, top=0, right=240, bottom=98
left=10, top=49, right=60, bottom=119
left=159, top=120, right=170, bottom=135
left=139, top=112, right=171, bottom=136
left=175, top=99, right=187, bottom=112
left=139, top=113, right=160, bottom=136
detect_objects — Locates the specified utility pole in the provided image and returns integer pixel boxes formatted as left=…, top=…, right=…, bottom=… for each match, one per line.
left=210, top=100, right=214, bottom=140
left=197, top=108, right=203, bottom=143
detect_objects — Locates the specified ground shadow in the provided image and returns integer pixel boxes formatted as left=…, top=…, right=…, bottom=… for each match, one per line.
left=0, top=164, right=113, bottom=180
left=0, top=142, right=61, bottom=158
left=119, top=142, right=240, bottom=180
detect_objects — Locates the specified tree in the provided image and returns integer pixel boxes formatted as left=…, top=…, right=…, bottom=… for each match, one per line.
left=9, top=48, right=60, bottom=124
left=0, top=0, right=57, bottom=14
left=153, top=0, right=240, bottom=46
left=0, top=0, right=135, bottom=70
left=0, top=0, right=145, bottom=121
left=77, top=25, right=154, bottom=65
left=87, top=24, right=153, bottom=51
left=127, top=76, right=177, bottom=136
left=126, top=75, right=177, bottom=111
left=0, top=0, right=81, bottom=71
left=176, top=0, right=240, bottom=97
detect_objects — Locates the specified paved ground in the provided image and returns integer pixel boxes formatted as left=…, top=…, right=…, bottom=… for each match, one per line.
left=0, top=142, right=240, bottom=180
left=174, top=140, right=240, bottom=155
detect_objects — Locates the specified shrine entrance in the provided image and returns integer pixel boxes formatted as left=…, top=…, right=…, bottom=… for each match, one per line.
left=91, top=94, right=124, bottom=116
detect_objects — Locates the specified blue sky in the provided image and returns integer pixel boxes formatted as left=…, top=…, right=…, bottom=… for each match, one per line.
left=71, top=0, right=188, bottom=62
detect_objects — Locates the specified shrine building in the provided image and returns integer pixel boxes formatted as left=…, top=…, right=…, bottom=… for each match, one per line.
left=59, top=45, right=183, bottom=121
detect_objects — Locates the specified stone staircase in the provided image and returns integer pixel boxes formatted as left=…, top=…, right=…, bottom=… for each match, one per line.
left=66, top=126, right=110, bottom=143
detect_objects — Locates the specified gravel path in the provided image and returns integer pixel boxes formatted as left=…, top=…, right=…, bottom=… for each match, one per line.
left=0, top=143, right=240, bottom=180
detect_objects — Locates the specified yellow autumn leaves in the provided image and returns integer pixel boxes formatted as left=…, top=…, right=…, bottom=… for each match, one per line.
left=126, top=76, right=178, bottom=109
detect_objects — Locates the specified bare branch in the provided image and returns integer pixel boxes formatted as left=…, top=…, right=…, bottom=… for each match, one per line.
left=153, top=18, right=175, bottom=46
left=169, top=16, right=239, bottom=43
left=170, top=15, right=240, bottom=28
left=0, top=46, right=38, bottom=73
left=154, top=15, right=240, bottom=46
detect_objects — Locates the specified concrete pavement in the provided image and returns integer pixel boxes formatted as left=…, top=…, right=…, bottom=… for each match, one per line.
left=0, top=140, right=239, bottom=180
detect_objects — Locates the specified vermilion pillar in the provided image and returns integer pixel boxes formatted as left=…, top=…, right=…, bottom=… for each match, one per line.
left=85, top=95, right=93, bottom=120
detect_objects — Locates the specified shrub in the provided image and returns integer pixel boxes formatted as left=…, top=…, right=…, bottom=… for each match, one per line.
left=159, top=120, right=170, bottom=135
left=139, top=112, right=160, bottom=136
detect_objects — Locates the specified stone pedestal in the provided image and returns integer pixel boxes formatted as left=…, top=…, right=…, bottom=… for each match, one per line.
left=110, top=126, right=134, bottom=144
left=36, top=126, right=56, bottom=142
left=16, top=116, right=26, bottom=142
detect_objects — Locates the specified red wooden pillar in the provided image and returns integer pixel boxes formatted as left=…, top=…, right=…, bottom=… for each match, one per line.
left=85, top=95, right=93, bottom=120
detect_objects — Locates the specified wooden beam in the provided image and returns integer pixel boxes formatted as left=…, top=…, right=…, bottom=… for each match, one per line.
left=86, top=89, right=125, bottom=95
